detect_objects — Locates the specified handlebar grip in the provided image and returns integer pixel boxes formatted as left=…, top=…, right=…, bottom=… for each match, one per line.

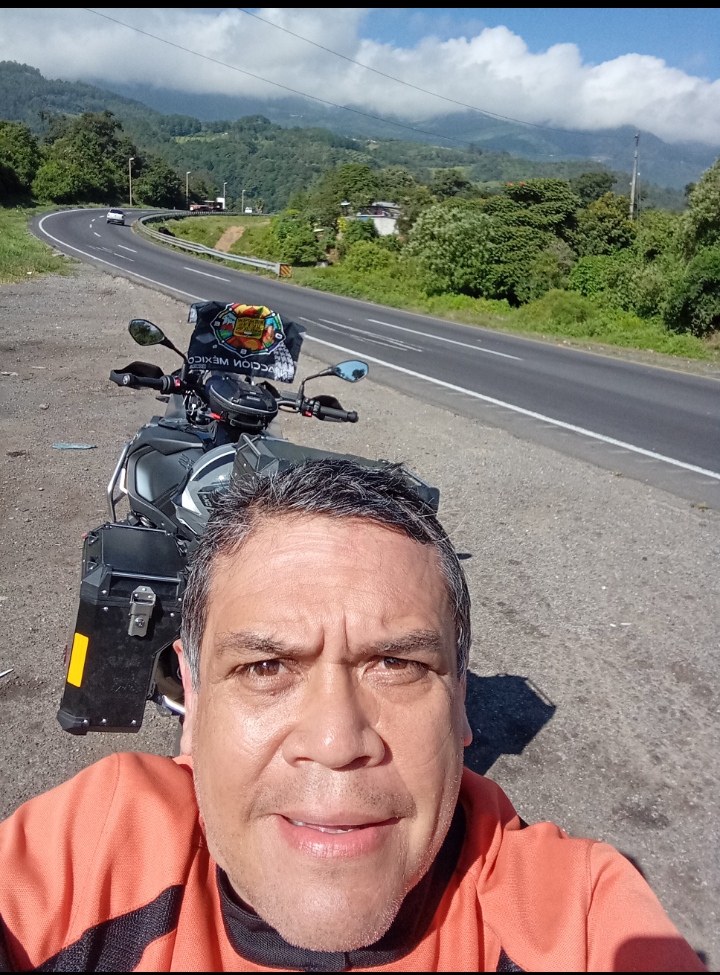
left=109, top=370, right=166, bottom=391
left=316, top=404, right=358, bottom=423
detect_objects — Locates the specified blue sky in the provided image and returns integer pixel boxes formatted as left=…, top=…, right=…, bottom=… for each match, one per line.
left=363, top=8, right=720, bottom=80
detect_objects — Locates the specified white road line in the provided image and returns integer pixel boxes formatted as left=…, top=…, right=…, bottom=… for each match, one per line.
left=93, top=231, right=101, bottom=238
left=117, top=244, right=137, bottom=253
left=367, top=318, right=522, bottom=360
left=36, top=212, right=207, bottom=302
left=183, top=266, right=231, bottom=282
left=305, top=335, right=720, bottom=482
left=317, top=318, right=423, bottom=353
left=112, top=253, right=135, bottom=262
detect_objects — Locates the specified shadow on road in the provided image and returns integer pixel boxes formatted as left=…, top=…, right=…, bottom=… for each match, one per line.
left=464, top=673, right=556, bottom=775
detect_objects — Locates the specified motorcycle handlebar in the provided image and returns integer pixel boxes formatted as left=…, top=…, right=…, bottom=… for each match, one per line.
left=109, top=371, right=180, bottom=394
left=310, top=402, right=358, bottom=423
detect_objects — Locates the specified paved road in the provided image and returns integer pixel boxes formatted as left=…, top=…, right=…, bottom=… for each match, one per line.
left=33, top=208, right=720, bottom=507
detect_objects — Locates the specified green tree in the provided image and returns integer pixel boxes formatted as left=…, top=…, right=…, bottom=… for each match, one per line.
left=482, top=178, right=580, bottom=240
left=32, top=110, right=132, bottom=203
left=664, top=247, right=720, bottom=336
left=681, top=159, right=720, bottom=253
left=270, top=215, right=322, bottom=265
left=338, top=217, right=378, bottom=257
left=570, top=171, right=615, bottom=206
left=406, top=202, right=494, bottom=296
left=132, top=156, right=183, bottom=208
left=430, top=168, right=472, bottom=200
left=574, top=193, right=636, bottom=256
left=0, top=121, right=41, bottom=197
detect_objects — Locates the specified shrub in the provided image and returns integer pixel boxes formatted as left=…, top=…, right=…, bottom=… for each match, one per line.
left=343, top=240, right=395, bottom=274
left=664, top=248, right=720, bottom=336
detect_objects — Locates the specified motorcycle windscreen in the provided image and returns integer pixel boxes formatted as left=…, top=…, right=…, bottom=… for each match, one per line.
left=186, top=302, right=305, bottom=383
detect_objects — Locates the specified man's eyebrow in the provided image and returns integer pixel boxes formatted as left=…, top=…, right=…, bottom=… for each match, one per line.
left=213, top=632, right=301, bottom=659
left=212, top=630, right=447, bottom=659
left=366, top=630, right=446, bottom=657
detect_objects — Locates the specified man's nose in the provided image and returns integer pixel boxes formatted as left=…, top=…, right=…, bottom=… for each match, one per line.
left=281, top=666, right=386, bottom=770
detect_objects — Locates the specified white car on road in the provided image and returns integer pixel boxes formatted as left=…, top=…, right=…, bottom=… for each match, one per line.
left=106, top=209, right=125, bottom=226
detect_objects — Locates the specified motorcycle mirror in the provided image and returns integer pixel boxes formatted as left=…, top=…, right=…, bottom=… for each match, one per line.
left=128, top=319, right=189, bottom=364
left=332, top=360, right=369, bottom=383
left=129, top=319, right=166, bottom=346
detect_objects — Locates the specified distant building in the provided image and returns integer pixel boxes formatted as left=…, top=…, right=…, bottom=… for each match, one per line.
left=349, top=201, right=400, bottom=236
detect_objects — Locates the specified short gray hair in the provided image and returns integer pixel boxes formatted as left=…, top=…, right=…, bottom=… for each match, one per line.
left=181, top=460, right=471, bottom=687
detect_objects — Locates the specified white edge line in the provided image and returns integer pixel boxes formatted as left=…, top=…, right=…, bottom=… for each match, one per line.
left=183, top=266, right=231, bottom=282
left=367, top=318, right=522, bottom=360
left=36, top=212, right=206, bottom=302
left=305, top=335, right=720, bottom=482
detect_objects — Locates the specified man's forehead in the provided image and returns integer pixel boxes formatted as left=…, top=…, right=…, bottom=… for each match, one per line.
left=212, top=513, right=444, bottom=575
left=204, top=514, right=453, bottom=635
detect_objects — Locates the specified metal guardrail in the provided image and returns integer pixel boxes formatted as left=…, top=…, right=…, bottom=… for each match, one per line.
left=135, top=212, right=291, bottom=277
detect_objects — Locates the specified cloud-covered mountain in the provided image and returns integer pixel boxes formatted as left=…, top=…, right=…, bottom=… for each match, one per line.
left=2, top=7, right=720, bottom=149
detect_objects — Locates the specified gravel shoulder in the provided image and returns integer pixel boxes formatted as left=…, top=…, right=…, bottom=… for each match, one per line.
left=0, top=263, right=718, bottom=967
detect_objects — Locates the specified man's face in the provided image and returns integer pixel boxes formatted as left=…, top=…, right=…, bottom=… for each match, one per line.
left=177, top=515, right=471, bottom=952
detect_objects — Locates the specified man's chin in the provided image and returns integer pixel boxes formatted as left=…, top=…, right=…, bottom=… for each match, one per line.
left=262, top=892, right=403, bottom=952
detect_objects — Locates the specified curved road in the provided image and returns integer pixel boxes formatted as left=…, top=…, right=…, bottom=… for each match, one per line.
left=33, top=208, right=720, bottom=508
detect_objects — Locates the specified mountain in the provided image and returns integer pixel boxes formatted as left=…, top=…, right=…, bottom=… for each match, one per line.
left=102, top=80, right=720, bottom=190
left=0, top=61, right=705, bottom=206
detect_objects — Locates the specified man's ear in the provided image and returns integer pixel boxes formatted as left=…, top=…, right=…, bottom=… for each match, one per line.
left=174, top=639, right=196, bottom=756
left=460, top=675, right=473, bottom=748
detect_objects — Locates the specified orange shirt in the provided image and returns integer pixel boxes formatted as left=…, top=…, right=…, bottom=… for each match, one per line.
left=0, top=753, right=704, bottom=972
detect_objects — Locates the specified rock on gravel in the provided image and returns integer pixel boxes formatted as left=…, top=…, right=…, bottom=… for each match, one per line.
left=0, top=264, right=718, bottom=967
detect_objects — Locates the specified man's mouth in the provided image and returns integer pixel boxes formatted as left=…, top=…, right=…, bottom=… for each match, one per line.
left=286, top=819, right=371, bottom=834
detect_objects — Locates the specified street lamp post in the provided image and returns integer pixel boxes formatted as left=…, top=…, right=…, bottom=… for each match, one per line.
left=128, top=156, right=134, bottom=207
left=185, top=171, right=191, bottom=211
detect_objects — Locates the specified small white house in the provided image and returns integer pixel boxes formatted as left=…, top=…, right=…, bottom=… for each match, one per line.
left=350, top=201, right=400, bottom=236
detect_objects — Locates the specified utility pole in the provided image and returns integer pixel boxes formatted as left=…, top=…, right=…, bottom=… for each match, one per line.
left=241, top=188, right=245, bottom=213
left=629, top=132, right=639, bottom=220
left=185, top=171, right=191, bottom=210
left=128, top=156, right=134, bottom=207
left=222, top=181, right=227, bottom=210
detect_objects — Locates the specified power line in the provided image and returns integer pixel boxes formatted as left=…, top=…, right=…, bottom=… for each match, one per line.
left=238, top=7, right=563, bottom=133
left=82, top=7, right=483, bottom=151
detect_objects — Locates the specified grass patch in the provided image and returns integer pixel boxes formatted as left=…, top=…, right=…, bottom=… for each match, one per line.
left=160, top=215, right=270, bottom=250
left=0, top=207, right=71, bottom=285
left=292, top=267, right=716, bottom=361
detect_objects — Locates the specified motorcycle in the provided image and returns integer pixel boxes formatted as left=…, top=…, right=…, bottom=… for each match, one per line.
left=58, top=304, right=439, bottom=735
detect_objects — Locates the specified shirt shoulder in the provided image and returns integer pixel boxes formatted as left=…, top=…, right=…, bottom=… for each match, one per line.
left=456, top=769, right=704, bottom=972
left=0, top=753, right=201, bottom=971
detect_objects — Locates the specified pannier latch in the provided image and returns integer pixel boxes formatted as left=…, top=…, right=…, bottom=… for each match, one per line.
left=128, top=585, right=157, bottom=637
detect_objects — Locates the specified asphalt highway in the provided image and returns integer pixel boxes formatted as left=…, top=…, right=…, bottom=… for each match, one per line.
left=33, top=208, right=720, bottom=507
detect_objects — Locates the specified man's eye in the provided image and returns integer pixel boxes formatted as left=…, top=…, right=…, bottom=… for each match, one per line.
left=247, top=660, right=283, bottom=677
left=381, top=656, right=409, bottom=670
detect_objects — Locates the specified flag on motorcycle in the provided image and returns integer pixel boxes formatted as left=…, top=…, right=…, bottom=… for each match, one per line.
left=186, top=302, right=305, bottom=383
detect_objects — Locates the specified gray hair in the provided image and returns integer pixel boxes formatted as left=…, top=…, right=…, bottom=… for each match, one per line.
left=181, top=460, right=471, bottom=687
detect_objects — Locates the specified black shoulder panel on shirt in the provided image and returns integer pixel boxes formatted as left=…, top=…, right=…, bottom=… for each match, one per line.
left=33, top=885, right=183, bottom=973
left=496, top=947, right=525, bottom=972
left=0, top=921, right=12, bottom=973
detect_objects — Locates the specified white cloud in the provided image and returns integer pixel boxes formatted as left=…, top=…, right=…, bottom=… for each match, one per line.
left=2, top=7, right=720, bottom=145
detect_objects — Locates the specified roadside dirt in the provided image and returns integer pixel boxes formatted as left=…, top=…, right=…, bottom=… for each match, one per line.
left=215, top=225, right=245, bottom=252
left=0, top=263, right=718, bottom=967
